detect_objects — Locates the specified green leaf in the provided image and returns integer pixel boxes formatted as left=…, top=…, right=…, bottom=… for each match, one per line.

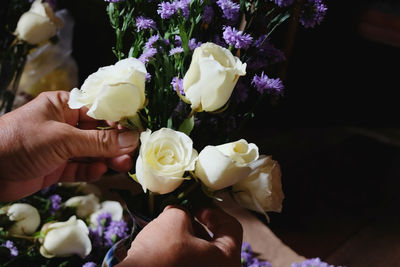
left=167, top=117, right=173, bottom=129
left=178, top=116, right=194, bottom=136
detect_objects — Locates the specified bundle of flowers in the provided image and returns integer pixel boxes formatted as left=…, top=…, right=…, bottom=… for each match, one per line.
left=0, top=182, right=130, bottom=266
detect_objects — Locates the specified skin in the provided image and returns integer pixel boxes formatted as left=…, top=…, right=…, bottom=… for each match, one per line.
left=0, top=91, right=139, bottom=201
left=118, top=205, right=243, bottom=267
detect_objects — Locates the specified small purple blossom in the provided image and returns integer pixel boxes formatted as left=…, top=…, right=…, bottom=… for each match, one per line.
left=188, top=38, right=202, bottom=50
left=174, top=35, right=182, bottom=46
left=252, top=72, right=284, bottom=95
left=216, top=0, right=240, bottom=21
left=2, top=240, right=18, bottom=257
left=157, top=2, right=178, bottom=19
left=139, top=48, right=157, bottom=63
left=222, top=26, right=253, bottom=49
left=202, top=5, right=214, bottom=24
left=169, top=47, right=184, bottom=56
left=82, top=262, right=97, bottom=267
left=136, top=16, right=157, bottom=31
left=291, top=257, right=342, bottom=267
left=145, top=35, right=160, bottom=49
left=241, top=242, right=272, bottom=267
left=270, top=0, right=294, bottom=7
left=171, top=76, right=184, bottom=95
left=97, top=212, right=112, bottom=227
left=49, top=194, right=62, bottom=213
left=104, top=221, right=129, bottom=246
left=300, top=0, right=327, bottom=28
left=248, top=35, right=285, bottom=70
left=146, top=73, right=152, bottom=82
left=176, top=0, right=191, bottom=18
left=89, top=227, right=103, bottom=248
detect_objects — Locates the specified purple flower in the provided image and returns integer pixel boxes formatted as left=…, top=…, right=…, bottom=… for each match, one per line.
left=169, top=47, right=184, bottom=56
left=49, top=194, right=62, bottom=213
left=104, top=221, right=129, bottom=246
left=157, top=2, right=178, bottom=19
left=139, top=48, right=157, bottom=63
left=241, top=242, right=272, bottom=267
left=216, top=0, right=240, bottom=21
left=270, top=0, right=294, bottom=7
left=188, top=38, right=202, bottom=50
left=97, top=212, right=112, bottom=227
left=176, top=0, right=191, bottom=18
left=171, top=76, right=184, bottom=95
left=174, top=35, right=182, bottom=46
left=300, top=0, right=327, bottom=28
left=2, top=240, right=18, bottom=257
left=145, top=35, right=160, bottom=49
left=89, top=227, right=103, bottom=248
left=146, top=73, right=152, bottom=82
left=202, top=5, right=214, bottom=24
left=82, top=262, right=97, bottom=267
left=222, top=26, right=253, bottom=49
left=248, top=35, right=285, bottom=70
left=291, top=257, right=342, bottom=267
left=252, top=72, right=284, bottom=95
left=136, top=16, right=157, bottom=31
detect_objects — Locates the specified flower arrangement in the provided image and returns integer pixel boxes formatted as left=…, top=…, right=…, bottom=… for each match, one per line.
left=0, top=0, right=330, bottom=266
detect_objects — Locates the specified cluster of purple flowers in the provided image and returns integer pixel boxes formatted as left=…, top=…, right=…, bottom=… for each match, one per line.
left=157, top=0, right=191, bottom=19
left=89, top=212, right=129, bottom=249
left=216, top=0, right=240, bottom=22
left=252, top=72, right=284, bottom=96
left=82, top=262, right=97, bottom=267
left=1, top=240, right=18, bottom=257
left=291, top=258, right=343, bottom=267
left=171, top=77, right=184, bottom=95
left=270, top=0, right=295, bottom=7
left=49, top=194, right=62, bottom=213
left=241, top=242, right=272, bottom=267
left=300, top=0, right=328, bottom=28
left=222, top=26, right=253, bottom=49
left=136, top=16, right=157, bottom=31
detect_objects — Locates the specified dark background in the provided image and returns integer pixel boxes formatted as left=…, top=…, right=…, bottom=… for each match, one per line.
left=59, top=0, right=400, bottom=264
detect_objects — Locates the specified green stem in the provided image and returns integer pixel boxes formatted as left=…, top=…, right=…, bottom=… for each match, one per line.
left=177, top=181, right=200, bottom=200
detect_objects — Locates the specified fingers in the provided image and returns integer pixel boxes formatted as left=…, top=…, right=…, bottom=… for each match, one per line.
left=58, top=161, right=108, bottom=183
left=159, top=205, right=194, bottom=234
left=196, top=206, right=243, bottom=258
left=106, top=154, right=133, bottom=172
left=62, top=127, right=139, bottom=158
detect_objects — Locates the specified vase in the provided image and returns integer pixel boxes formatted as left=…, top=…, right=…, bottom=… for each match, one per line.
left=102, top=209, right=152, bottom=267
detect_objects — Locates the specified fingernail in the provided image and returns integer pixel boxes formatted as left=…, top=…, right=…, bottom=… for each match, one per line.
left=118, top=131, right=139, bottom=148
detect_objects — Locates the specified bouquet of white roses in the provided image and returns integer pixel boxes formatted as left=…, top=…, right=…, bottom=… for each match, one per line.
left=66, top=0, right=326, bottom=218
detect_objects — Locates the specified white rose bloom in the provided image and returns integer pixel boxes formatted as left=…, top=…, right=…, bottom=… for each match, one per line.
left=40, top=216, right=92, bottom=258
left=90, top=200, right=124, bottom=226
left=14, top=0, right=63, bottom=45
left=233, top=155, right=284, bottom=213
left=3, top=203, right=40, bottom=235
left=68, top=57, right=147, bottom=122
left=135, top=128, right=198, bottom=194
left=195, top=139, right=259, bottom=190
left=183, top=42, right=246, bottom=112
left=64, top=194, right=100, bottom=218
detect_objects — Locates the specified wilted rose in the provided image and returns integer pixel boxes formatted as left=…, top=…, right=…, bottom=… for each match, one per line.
left=233, top=155, right=284, bottom=213
left=183, top=42, right=246, bottom=111
left=135, top=128, right=198, bottom=194
left=14, top=0, right=62, bottom=45
left=195, top=139, right=259, bottom=190
left=39, top=216, right=92, bottom=258
left=68, top=57, right=147, bottom=122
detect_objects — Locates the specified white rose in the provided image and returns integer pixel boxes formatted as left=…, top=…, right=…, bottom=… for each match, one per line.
left=40, top=216, right=92, bottom=258
left=90, top=200, right=124, bottom=226
left=3, top=203, right=40, bottom=235
left=64, top=194, right=100, bottom=218
left=195, top=139, right=259, bottom=190
left=183, top=42, right=246, bottom=111
left=135, top=128, right=198, bottom=194
left=68, top=57, right=147, bottom=121
left=14, top=0, right=63, bottom=45
left=233, top=155, right=284, bottom=213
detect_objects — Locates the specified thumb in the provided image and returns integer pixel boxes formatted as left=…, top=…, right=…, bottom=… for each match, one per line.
left=63, top=127, right=140, bottom=158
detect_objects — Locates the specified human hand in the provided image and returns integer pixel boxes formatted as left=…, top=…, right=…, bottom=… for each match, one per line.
left=0, top=91, right=139, bottom=201
left=118, top=205, right=243, bottom=267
